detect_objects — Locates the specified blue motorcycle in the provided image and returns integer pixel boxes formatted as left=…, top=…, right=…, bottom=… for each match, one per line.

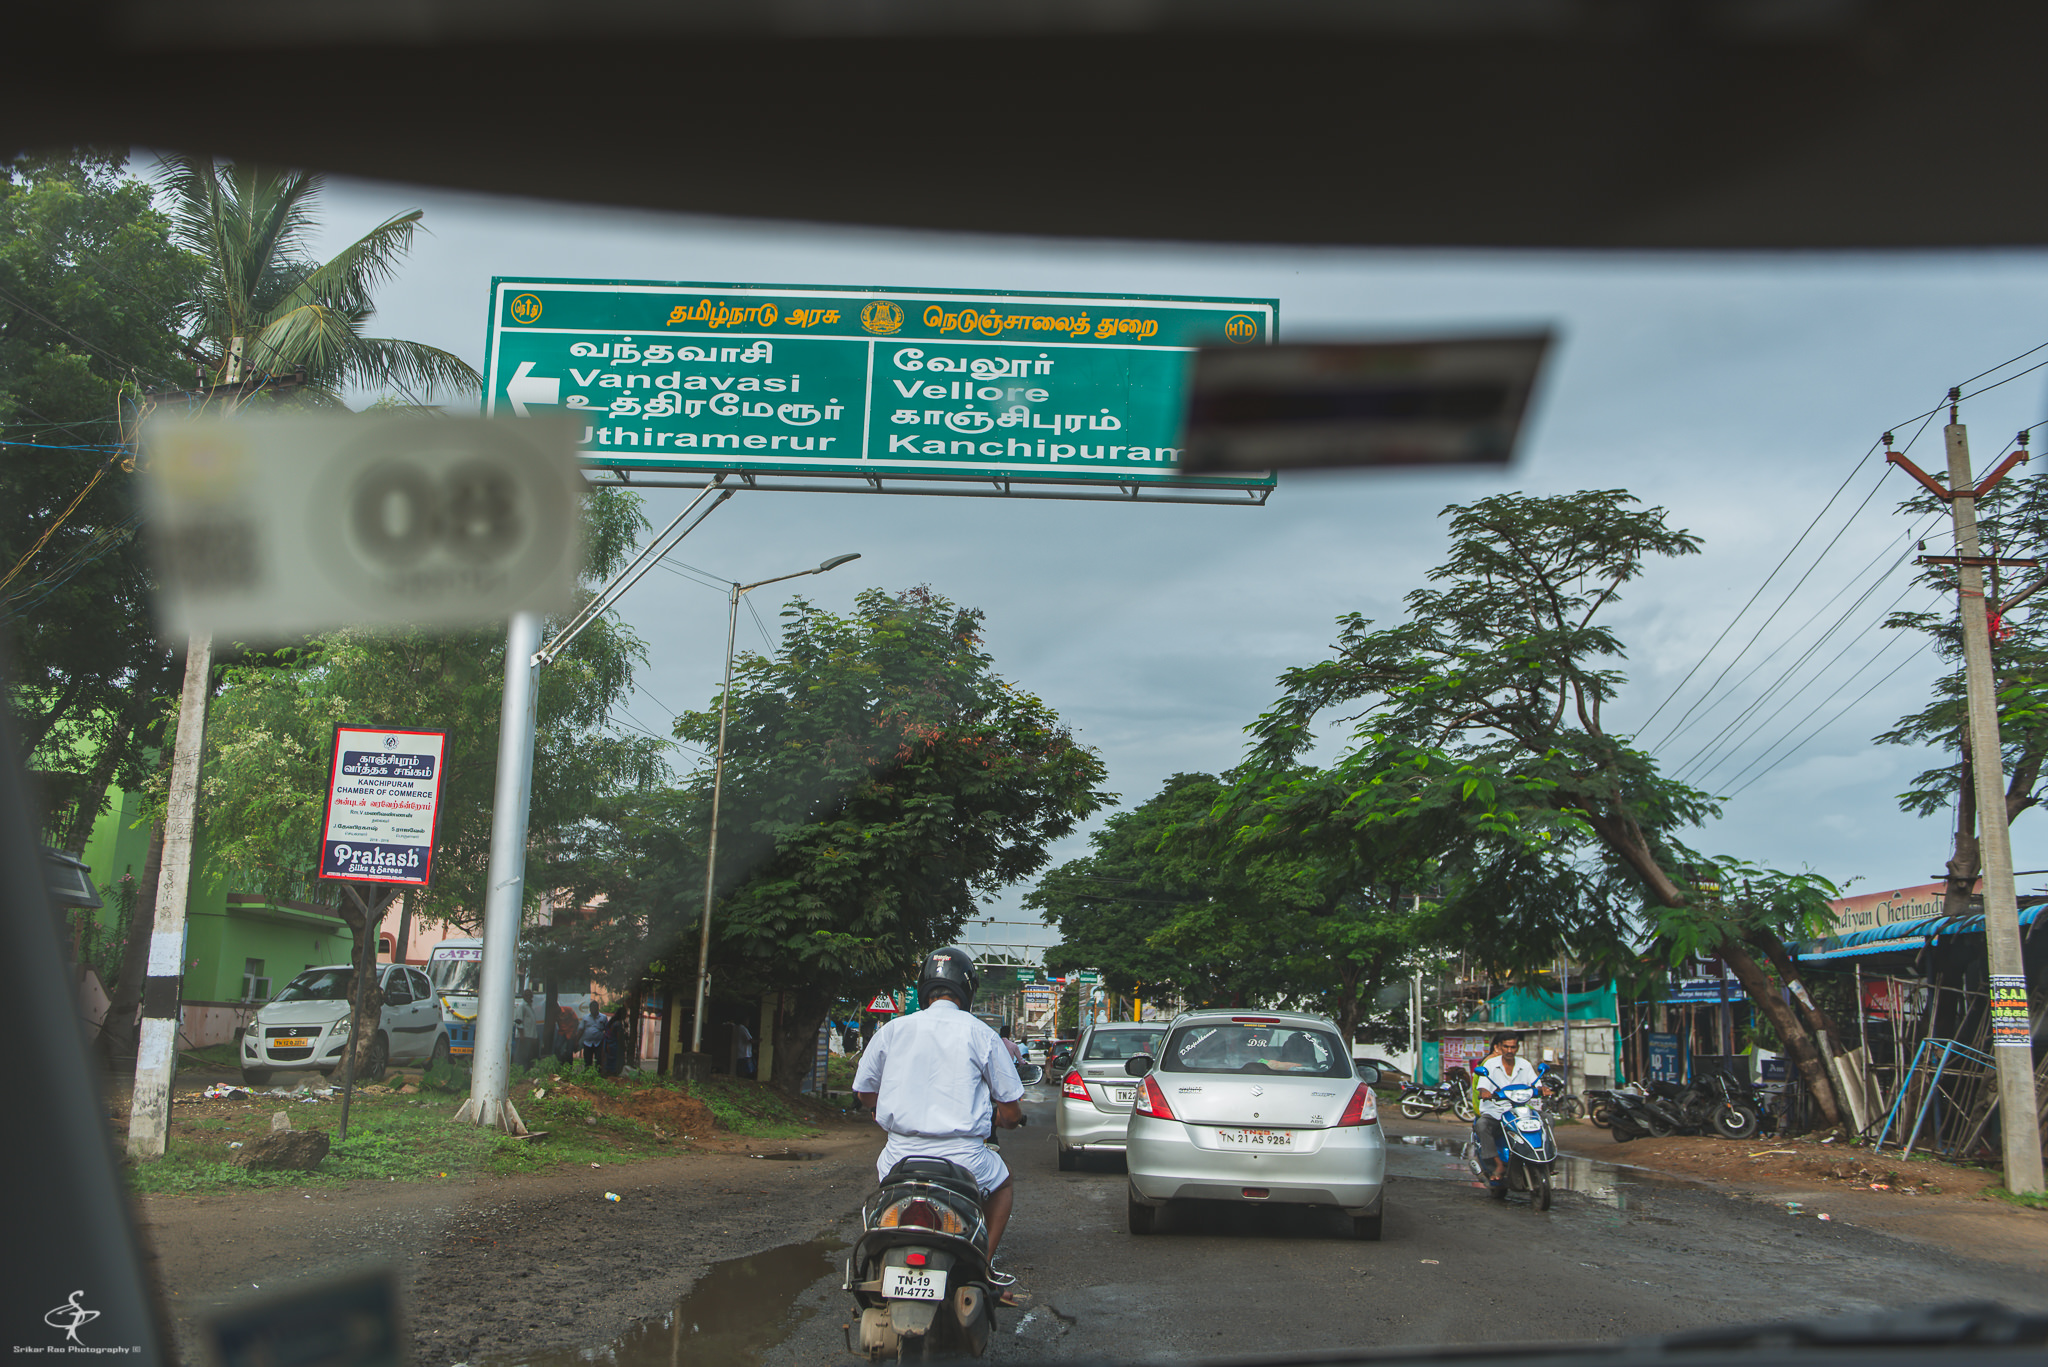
left=1463, top=1070, right=1558, bottom=1211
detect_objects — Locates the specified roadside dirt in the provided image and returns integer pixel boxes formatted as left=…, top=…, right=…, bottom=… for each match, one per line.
left=1398, top=1114, right=2048, bottom=1276
left=124, top=1067, right=886, bottom=1365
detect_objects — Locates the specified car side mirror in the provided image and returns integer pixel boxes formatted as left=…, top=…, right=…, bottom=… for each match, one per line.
left=1124, top=1055, right=1153, bottom=1077
left=1356, top=1065, right=1380, bottom=1085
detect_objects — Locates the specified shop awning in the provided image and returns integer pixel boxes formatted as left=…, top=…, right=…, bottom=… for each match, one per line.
left=1796, top=901, right=2042, bottom=964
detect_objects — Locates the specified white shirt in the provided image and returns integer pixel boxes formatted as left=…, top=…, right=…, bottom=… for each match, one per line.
left=854, top=999, right=1024, bottom=1141
left=1474, top=1054, right=1537, bottom=1119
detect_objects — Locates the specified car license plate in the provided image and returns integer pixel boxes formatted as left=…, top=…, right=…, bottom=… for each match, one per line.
left=1111, top=1086, right=1135, bottom=1105
left=272, top=1037, right=309, bottom=1049
left=881, top=1266, right=945, bottom=1301
left=1215, top=1128, right=1293, bottom=1148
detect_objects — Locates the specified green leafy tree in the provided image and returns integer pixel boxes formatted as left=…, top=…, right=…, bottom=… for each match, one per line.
left=180, top=489, right=664, bottom=1071
left=1030, top=773, right=1251, bottom=1005
left=1878, top=467, right=2048, bottom=918
left=605, top=587, right=1109, bottom=1091
left=0, top=151, right=200, bottom=846
left=1253, top=490, right=1849, bottom=1126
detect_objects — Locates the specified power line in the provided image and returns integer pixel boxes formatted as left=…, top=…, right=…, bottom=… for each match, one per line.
left=1650, top=463, right=1900, bottom=752
left=1723, top=600, right=1943, bottom=798
left=1683, top=565, right=1933, bottom=788
left=1633, top=443, right=1883, bottom=740
left=1643, top=339, right=2048, bottom=750
left=1671, top=515, right=1942, bottom=783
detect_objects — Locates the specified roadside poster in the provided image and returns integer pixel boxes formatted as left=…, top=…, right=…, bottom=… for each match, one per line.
left=1438, top=1035, right=1488, bottom=1079
left=1647, top=1032, right=1682, bottom=1082
left=1989, top=975, right=2032, bottom=1049
left=318, top=726, right=449, bottom=886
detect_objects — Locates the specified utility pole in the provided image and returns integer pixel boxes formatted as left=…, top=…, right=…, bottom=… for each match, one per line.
left=126, top=631, right=210, bottom=1160
left=1887, top=401, right=2045, bottom=1195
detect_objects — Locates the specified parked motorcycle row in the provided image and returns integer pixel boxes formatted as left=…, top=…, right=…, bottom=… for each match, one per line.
left=1591, top=1075, right=1771, bottom=1142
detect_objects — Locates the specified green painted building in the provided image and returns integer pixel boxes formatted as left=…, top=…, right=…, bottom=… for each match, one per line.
left=77, top=784, right=355, bottom=1049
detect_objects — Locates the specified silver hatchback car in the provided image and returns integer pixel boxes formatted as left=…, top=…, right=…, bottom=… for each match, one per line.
left=1055, top=1023, right=1167, bottom=1168
left=1125, top=1009, right=1386, bottom=1239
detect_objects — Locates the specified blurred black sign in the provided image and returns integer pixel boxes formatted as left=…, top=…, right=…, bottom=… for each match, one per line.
left=1178, top=334, right=1551, bottom=474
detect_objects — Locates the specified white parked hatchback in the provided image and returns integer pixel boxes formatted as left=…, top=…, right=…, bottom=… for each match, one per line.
left=240, top=963, right=450, bottom=1085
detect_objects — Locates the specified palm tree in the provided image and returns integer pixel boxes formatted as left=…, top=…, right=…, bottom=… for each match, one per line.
left=158, top=155, right=478, bottom=403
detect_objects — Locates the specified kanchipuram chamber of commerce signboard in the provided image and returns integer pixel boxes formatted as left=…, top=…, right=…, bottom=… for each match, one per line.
left=318, top=726, right=449, bottom=887
left=481, top=279, right=1277, bottom=501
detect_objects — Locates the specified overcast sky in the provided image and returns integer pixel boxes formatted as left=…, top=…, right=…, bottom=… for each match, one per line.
left=307, top=176, right=2048, bottom=957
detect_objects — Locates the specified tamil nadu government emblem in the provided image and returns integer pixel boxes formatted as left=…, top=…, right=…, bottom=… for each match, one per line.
left=860, top=300, right=905, bottom=335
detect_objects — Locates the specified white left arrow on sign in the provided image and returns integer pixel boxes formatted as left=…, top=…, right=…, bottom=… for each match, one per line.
left=506, top=361, right=561, bottom=417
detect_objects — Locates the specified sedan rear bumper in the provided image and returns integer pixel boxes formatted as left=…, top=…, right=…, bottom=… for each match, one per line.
left=1126, top=1116, right=1386, bottom=1214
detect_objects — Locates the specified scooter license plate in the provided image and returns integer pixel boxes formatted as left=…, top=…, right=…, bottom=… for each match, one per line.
left=882, top=1266, right=946, bottom=1301
left=1517, top=1116, right=1545, bottom=1131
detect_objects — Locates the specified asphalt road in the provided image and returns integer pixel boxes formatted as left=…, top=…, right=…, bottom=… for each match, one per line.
left=753, top=1082, right=2048, bottom=1366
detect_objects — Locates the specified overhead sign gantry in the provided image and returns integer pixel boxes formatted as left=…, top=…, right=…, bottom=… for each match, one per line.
left=482, top=278, right=1277, bottom=504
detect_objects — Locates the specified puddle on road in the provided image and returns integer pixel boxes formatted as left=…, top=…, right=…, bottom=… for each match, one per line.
left=486, top=1237, right=841, bottom=1367
left=1388, top=1133, right=1688, bottom=1211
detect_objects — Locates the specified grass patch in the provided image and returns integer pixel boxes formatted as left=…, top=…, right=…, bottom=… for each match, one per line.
left=180, top=1043, right=241, bottom=1069
left=1986, top=1186, right=2048, bottom=1210
left=687, top=1076, right=816, bottom=1138
left=131, top=1062, right=836, bottom=1195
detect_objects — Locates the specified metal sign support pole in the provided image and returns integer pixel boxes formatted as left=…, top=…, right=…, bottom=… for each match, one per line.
left=455, top=611, right=542, bottom=1134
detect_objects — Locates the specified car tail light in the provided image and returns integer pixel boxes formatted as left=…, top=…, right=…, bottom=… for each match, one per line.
left=1062, top=1070, right=1089, bottom=1101
left=1230, top=1016, right=1280, bottom=1024
left=1243, top=1188, right=1269, bottom=1199
left=1134, top=1073, right=1176, bottom=1120
left=1334, top=1082, right=1378, bottom=1127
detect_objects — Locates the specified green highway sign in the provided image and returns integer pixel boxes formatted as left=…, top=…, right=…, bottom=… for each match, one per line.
left=482, top=279, right=1277, bottom=498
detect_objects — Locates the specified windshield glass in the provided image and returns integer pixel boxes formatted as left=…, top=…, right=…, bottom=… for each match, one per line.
left=1083, top=1028, right=1164, bottom=1061
left=430, top=958, right=482, bottom=995
left=41, top=145, right=2048, bottom=1367
left=1162, top=1023, right=1351, bottom=1077
left=272, top=969, right=353, bottom=1003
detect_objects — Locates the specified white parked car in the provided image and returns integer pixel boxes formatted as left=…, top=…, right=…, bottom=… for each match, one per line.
left=240, top=963, right=450, bottom=1085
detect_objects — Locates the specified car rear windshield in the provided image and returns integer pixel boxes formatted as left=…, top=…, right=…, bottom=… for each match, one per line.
left=1083, top=1029, right=1164, bottom=1061
left=1161, top=1023, right=1351, bottom=1077
left=273, top=968, right=353, bottom=1002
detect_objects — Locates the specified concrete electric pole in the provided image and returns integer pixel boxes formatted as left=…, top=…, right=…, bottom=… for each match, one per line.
left=1887, top=403, right=2045, bottom=1195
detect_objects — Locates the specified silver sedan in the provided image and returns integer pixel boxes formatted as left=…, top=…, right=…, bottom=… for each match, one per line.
left=1054, top=1023, right=1167, bottom=1168
left=1124, top=1009, right=1386, bottom=1239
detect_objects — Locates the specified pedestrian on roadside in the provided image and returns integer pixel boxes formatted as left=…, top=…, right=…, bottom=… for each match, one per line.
left=735, top=1020, right=755, bottom=1078
left=580, top=1002, right=606, bottom=1069
left=605, top=1004, right=630, bottom=1075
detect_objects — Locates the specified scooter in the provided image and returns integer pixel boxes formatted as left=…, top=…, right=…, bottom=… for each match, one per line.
left=1464, top=1074, right=1558, bottom=1211
left=845, top=1153, right=1005, bottom=1359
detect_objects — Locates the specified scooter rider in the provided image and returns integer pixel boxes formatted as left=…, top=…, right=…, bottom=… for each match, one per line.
left=1472, top=1030, right=1537, bottom=1187
left=854, top=948, right=1026, bottom=1297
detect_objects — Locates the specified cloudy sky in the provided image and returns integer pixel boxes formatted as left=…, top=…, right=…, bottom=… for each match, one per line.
left=309, top=176, right=2048, bottom=957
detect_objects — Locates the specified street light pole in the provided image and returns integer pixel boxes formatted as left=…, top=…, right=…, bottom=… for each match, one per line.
left=690, top=553, right=860, bottom=1057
